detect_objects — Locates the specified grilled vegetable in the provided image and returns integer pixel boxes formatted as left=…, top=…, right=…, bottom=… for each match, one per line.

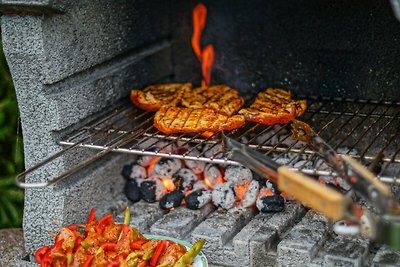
left=173, top=239, right=206, bottom=267
left=35, top=208, right=204, bottom=267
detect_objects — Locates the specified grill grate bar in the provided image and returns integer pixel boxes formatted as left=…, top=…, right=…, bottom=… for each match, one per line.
left=15, top=96, right=400, bottom=188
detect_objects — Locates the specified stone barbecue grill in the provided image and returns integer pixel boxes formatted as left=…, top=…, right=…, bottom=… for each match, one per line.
left=2, top=0, right=400, bottom=266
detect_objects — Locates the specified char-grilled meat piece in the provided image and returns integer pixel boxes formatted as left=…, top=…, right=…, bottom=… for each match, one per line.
left=154, top=106, right=245, bottom=134
left=181, top=85, right=244, bottom=116
left=239, top=88, right=307, bottom=125
left=130, top=83, right=192, bottom=111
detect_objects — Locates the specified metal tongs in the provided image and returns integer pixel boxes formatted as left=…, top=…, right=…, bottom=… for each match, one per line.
left=222, top=122, right=400, bottom=250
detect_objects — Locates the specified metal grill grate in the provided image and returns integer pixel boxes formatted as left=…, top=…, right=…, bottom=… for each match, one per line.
left=16, top=96, right=400, bottom=187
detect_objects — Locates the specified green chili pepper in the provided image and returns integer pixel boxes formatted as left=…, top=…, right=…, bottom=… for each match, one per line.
left=81, top=241, right=91, bottom=249
left=127, top=258, right=139, bottom=267
left=126, top=251, right=137, bottom=261
left=173, top=239, right=205, bottom=267
left=124, top=207, right=131, bottom=226
left=142, top=248, right=154, bottom=261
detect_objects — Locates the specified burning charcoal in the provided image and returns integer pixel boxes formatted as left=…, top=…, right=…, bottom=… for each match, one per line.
left=337, top=146, right=359, bottom=156
left=184, top=149, right=205, bottom=174
left=252, top=172, right=267, bottom=183
left=265, top=180, right=280, bottom=194
left=140, top=179, right=165, bottom=203
left=191, top=180, right=207, bottom=191
left=212, top=182, right=236, bottom=209
left=137, top=148, right=158, bottom=167
left=185, top=189, right=212, bottom=210
left=125, top=179, right=141, bottom=203
left=159, top=190, right=185, bottom=210
left=279, top=135, right=305, bottom=149
left=203, top=143, right=222, bottom=158
left=204, top=164, right=223, bottom=188
left=225, top=165, right=253, bottom=185
left=274, top=152, right=309, bottom=167
left=240, top=180, right=260, bottom=208
left=255, top=131, right=279, bottom=146
left=122, top=164, right=147, bottom=180
left=152, top=158, right=182, bottom=179
left=292, top=159, right=314, bottom=169
left=172, top=168, right=197, bottom=191
left=256, top=195, right=285, bottom=213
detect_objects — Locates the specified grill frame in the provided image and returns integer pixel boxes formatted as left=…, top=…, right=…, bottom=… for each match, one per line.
left=16, top=95, right=400, bottom=188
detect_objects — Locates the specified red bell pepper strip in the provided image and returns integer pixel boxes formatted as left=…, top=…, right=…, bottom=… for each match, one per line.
left=82, top=254, right=94, bottom=267
left=73, top=236, right=83, bottom=253
left=106, top=259, right=120, bottom=267
left=95, top=213, right=114, bottom=233
left=150, top=240, right=167, bottom=266
left=34, top=246, right=49, bottom=264
left=41, top=254, right=53, bottom=267
left=130, top=239, right=148, bottom=250
left=87, top=208, right=96, bottom=224
left=102, top=242, right=117, bottom=252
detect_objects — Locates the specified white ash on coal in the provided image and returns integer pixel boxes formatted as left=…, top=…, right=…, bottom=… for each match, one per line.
left=151, top=158, right=182, bottom=179
left=121, top=163, right=147, bottom=180
left=172, top=168, right=197, bottom=191
left=212, top=182, right=236, bottom=209
left=240, top=180, right=260, bottom=208
left=185, top=189, right=212, bottom=210
left=139, top=178, right=165, bottom=203
left=184, top=149, right=206, bottom=174
left=204, top=164, right=223, bottom=188
left=159, top=190, right=185, bottom=210
left=225, top=165, right=253, bottom=185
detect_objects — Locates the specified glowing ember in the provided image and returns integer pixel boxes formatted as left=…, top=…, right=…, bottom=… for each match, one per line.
left=162, top=178, right=176, bottom=192
left=264, top=188, right=274, bottom=197
left=234, top=184, right=248, bottom=201
left=146, top=156, right=161, bottom=176
left=192, top=3, right=215, bottom=86
left=204, top=177, right=213, bottom=189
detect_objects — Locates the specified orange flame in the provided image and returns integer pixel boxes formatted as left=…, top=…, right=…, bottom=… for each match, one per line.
left=192, top=3, right=207, bottom=60
left=162, top=178, right=176, bottom=192
left=201, top=44, right=215, bottom=86
left=192, top=3, right=215, bottom=86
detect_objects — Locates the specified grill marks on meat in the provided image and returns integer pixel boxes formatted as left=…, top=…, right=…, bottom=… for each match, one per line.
left=154, top=106, right=245, bottom=134
left=239, top=88, right=307, bottom=125
left=130, top=83, right=192, bottom=111
left=181, top=85, right=245, bottom=116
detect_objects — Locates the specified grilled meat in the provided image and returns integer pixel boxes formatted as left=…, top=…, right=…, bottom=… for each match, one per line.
left=181, top=85, right=244, bottom=116
left=154, top=106, right=245, bottom=134
left=239, top=88, right=307, bottom=125
left=130, top=83, right=192, bottom=111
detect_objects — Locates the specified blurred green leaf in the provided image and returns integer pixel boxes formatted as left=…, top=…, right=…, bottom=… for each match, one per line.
left=0, top=33, right=24, bottom=229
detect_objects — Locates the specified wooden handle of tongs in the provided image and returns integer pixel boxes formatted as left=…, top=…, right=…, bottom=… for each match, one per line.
left=277, top=166, right=351, bottom=221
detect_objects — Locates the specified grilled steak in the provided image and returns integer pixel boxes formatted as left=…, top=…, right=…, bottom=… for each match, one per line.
left=181, top=85, right=244, bottom=116
left=130, top=83, right=192, bottom=111
left=239, top=88, right=307, bottom=125
left=154, top=106, right=245, bottom=134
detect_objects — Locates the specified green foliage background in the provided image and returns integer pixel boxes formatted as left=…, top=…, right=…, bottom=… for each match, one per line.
left=0, top=40, right=24, bottom=229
